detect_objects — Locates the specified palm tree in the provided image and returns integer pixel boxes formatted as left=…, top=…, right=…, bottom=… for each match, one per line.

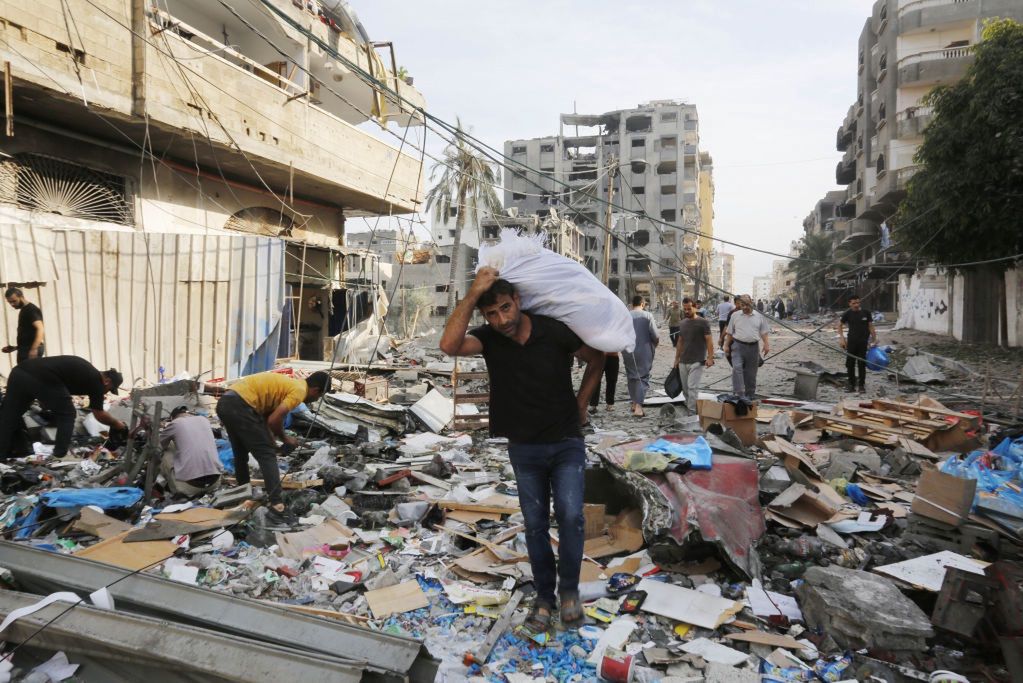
left=786, top=233, right=837, bottom=312
left=425, top=118, right=502, bottom=312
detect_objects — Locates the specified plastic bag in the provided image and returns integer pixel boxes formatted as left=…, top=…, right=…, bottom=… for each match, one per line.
left=40, top=487, right=143, bottom=510
left=865, top=345, right=890, bottom=372
left=665, top=367, right=683, bottom=398
left=644, top=437, right=713, bottom=469
left=476, top=229, right=636, bottom=352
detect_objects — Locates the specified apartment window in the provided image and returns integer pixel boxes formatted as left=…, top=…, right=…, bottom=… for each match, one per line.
left=537, top=209, right=550, bottom=218
left=448, top=207, right=458, bottom=218
left=660, top=231, right=675, bottom=245
left=660, top=185, right=677, bottom=195
left=540, top=166, right=554, bottom=173
left=684, top=120, right=697, bottom=131
left=660, top=209, right=677, bottom=222
left=632, top=230, right=650, bottom=247
left=435, top=254, right=451, bottom=263
left=449, top=229, right=456, bottom=237
left=540, top=144, right=554, bottom=153
left=512, top=145, right=526, bottom=155
left=683, top=192, right=696, bottom=203
left=631, top=138, right=646, bottom=148
left=660, top=136, right=678, bottom=150
left=660, top=112, right=677, bottom=122
left=512, top=192, right=526, bottom=200
left=435, top=284, right=450, bottom=292
left=632, top=186, right=645, bottom=195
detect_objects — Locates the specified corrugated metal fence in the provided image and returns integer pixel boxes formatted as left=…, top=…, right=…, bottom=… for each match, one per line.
left=0, top=225, right=284, bottom=383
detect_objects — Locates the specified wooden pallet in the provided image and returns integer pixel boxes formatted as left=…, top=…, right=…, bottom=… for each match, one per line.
left=812, top=413, right=904, bottom=444
left=870, top=399, right=980, bottom=429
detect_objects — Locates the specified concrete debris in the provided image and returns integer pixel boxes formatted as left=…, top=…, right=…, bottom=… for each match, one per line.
left=797, top=565, right=935, bottom=653
left=0, top=334, right=1020, bottom=682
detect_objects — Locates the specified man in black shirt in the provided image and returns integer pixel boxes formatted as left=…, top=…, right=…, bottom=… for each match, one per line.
left=838, top=295, right=877, bottom=393
left=3, top=287, right=45, bottom=364
left=0, top=355, right=126, bottom=459
left=440, top=267, right=604, bottom=633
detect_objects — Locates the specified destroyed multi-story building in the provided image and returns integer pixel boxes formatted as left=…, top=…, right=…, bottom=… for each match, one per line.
left=504, top=100, right=713, bottom=305
left=0, top=0, right=426, bottom=377
left=480, top=210, right=584, bottom=264
left=822, top=0, right=1023, bottom=314
left=709, top=251, right=735, bottom=297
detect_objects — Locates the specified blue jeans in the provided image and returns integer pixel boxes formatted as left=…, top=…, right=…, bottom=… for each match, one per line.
left=508, top=437, right=586, bottom=607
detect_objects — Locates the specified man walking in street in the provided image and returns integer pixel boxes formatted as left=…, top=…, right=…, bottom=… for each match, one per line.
left=439, top=267, right=603, bottom=634
left=666, top=301, right=682, bottom=347
left=0, top=355, right=126, bottom=460
left=838, top=295, right=876, bottom=393
left=215, top=370, right=330, bottom=527
left=715, top=296, right=735, bottom=348
left=160, top=406, right=223, bottom=499
left=2, top=288, right=45, bottom=364
left=623, top=295, right=659, bottom=417
left=673, top=298, right=715, bottom=413
left=723, top=295, right=771, bottom=400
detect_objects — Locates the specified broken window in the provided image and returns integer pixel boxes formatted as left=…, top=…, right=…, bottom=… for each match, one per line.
left=435, top=284, right=449, bottom=292
left=631, top=138, right=646, bottom=148
left=660, top=136, right=678, bottom=150
left=632, top=186, right=645, bottom=195
left=512, top=193, right=526, bottom=200
left=435, top=254, right=451, bottom=263
left=661, top=209, right=677, bottom=222
left=660, top=112, right=677, bottom=122
left=540, top=166, right=554, bottom=173
left=448, top=207, right=458, bottom=218
left=626, top=115, right=653, bottom=133
left=511, top=145, right=526, bottom=155
left=661, top=231, right=676, bottom=244
left=656, top=161, right=677, bottom=175
left=660, top=185, right=677, bottom=195
left=540, top=144, right=554, bottom=153
left=631, top=230, right=650, bottom=247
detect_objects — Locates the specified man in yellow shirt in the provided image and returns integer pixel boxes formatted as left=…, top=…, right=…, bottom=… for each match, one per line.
left=215, top=370, right=330, bottom=527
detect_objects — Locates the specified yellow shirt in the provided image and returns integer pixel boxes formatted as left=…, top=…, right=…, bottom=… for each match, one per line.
left=230, top=372, right=308, bottom=416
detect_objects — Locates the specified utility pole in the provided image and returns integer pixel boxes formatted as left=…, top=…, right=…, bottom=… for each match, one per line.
left=601, top=158, right=618, bottom=289
left=130, top=0, right=147, bottom=117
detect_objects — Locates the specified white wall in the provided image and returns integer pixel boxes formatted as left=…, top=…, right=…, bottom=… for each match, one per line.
left=896, top=268, right=952, bottom=335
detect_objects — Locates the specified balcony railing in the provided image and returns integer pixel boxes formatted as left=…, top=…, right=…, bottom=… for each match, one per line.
left=896, top=165, right=922, bottom=189
left=896, top=105, right=934, bottom=121
left=898, top=0, right=973, bottom=20
left=898, top=45, right=972, bottom=68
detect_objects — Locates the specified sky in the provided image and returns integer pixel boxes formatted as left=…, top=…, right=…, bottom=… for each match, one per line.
left=355, top=0, right=872, bottom=293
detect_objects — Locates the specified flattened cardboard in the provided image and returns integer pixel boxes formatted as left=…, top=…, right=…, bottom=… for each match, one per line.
left=276, top=519, right=355, bottom=561
left=74, top=531, right=178, bottom=570
left=584, top=504, right=607, bottom=540
left=767, top=484, right=839, bottom=528
left=912, top=468, right=976, bottom=527
left=364, top=580, right=429, bottom=619
left=445, top=510, right=501, bottom=525
left=724, top=631, right=805, bottom=649
left=72, top=508, right=132, bottom=540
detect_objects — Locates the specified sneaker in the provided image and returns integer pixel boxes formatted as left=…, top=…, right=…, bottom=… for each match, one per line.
left=264, top=507, right=300, bottom=530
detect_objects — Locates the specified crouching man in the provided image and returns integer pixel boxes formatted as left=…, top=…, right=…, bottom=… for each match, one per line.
left=160, top=406, right=223, bottom=498
left=440, top=267, right=604, bottom=633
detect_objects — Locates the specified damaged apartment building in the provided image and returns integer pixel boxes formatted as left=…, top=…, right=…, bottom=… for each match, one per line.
left=806, top=0, right=1023, bottom=345
left=0, top=0, right=427, bottom=379
left=504, top=100, right=715, bottom=305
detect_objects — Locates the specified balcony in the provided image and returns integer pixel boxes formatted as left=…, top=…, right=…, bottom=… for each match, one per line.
left=836, top=154, right=856, bottom=185
left=837, top=124, right=854, bottom=152
left=840, top=219, right=878, bottom=247
left=899, top=0, right=980, bottom=34
left=896, top=165, right=922, bottom=190
left=896, top=106, right=935, bottom=138
left=898, top=46, right=973, bottom=87
left=0, top=0, right=425, bottom=215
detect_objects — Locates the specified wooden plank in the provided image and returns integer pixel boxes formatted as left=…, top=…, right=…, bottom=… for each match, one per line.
left=432, top=499, right=519, bottom=515
left=813, top=414, right=917, bottom=437
left=225, top=476, right=324, bottom=490
left=841, top=406, right=945, bottom=430
left=258, top=600, right=368, bottom=625
left=871, top=399, right=980, bottom=428
left=409, top=471, right=452, bottom=491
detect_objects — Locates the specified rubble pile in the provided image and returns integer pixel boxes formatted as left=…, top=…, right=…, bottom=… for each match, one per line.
left=1, top=350, right=1022, bottom=683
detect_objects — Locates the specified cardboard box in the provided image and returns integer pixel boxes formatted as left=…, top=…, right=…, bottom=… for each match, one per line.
left=354, top=377, right=389, bottom=403
left=583, top=504, right=606, bottom=540
left=697, top=399, right=758, bottom=446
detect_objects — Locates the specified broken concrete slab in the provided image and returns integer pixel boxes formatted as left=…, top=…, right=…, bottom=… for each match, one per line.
left=796, top=565, right=935, bottom=653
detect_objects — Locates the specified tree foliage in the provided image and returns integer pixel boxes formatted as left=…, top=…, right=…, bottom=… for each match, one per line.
left=787, top=233, right=836, bottom=312
left=424, top=118, right=502, bottom=311
left=895, top=18, right=1023, bottom=270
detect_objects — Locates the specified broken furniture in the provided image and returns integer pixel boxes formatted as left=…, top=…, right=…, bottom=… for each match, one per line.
left=451, top=360, right=489, bottom=432
left=813, top=398, right=980, bottom=450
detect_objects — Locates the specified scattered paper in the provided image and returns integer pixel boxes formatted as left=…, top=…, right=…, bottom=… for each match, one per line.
left=679, top=637, right=748, bottom=666
left=637, top=579, right=743, bottom=629
left=89, top=587, right=115, bottom=610
left=161, top=502, right=195, bottom=514
left=442, top=582, right=510, bottom=606
left=586, top=616, right=637, bottom=665
left=30, top=652, right=79, bottom=681
left=874, top=550, right=987, bottom=592
left=746, top=579, right=803, bottom=622
left=0, top=592, right=80, bottom=633
left=829, top=511, right=886, bottom=534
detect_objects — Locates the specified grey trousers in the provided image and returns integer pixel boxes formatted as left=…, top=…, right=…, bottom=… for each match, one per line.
left=730, top=341, right=761, bottom=399
left=680, top=362, right=705, bottom=412
left=622, top=352, right=651, bottom=406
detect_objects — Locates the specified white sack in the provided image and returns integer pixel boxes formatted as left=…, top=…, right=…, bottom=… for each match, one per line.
left=476, top=229, right=636, bottom=352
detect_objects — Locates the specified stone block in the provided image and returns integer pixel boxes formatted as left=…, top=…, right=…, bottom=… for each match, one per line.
left=796, top=566, right=933, bottom=653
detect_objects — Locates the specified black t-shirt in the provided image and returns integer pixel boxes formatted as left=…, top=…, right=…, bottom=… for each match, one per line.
left=16, top=303, right=43, bottom=351
left=469, top=313, right=582, bottom=444
left=19, top=355, right=106, bottom=409
left=841, top=308, right=873, bottom=345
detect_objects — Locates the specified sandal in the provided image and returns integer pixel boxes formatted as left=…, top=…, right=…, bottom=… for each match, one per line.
left=559, top=593, right=584, bottom=627
left=520, top=601, right=554, bottom=635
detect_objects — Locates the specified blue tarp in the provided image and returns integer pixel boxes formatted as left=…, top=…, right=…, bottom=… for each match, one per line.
left=216, top=438, right=235, bottom=475
left=940, top=438, right=1023, bottom=511
left=40, top=487, right=144, bottom=510
left=644, top=437, right=713, bottom=470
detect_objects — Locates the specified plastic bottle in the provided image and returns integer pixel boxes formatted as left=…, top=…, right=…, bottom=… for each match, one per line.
left=773, top=537, right=827, bottom=559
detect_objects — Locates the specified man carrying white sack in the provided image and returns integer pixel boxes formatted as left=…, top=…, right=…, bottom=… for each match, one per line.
left=440, top=267, right=604, bottom=634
